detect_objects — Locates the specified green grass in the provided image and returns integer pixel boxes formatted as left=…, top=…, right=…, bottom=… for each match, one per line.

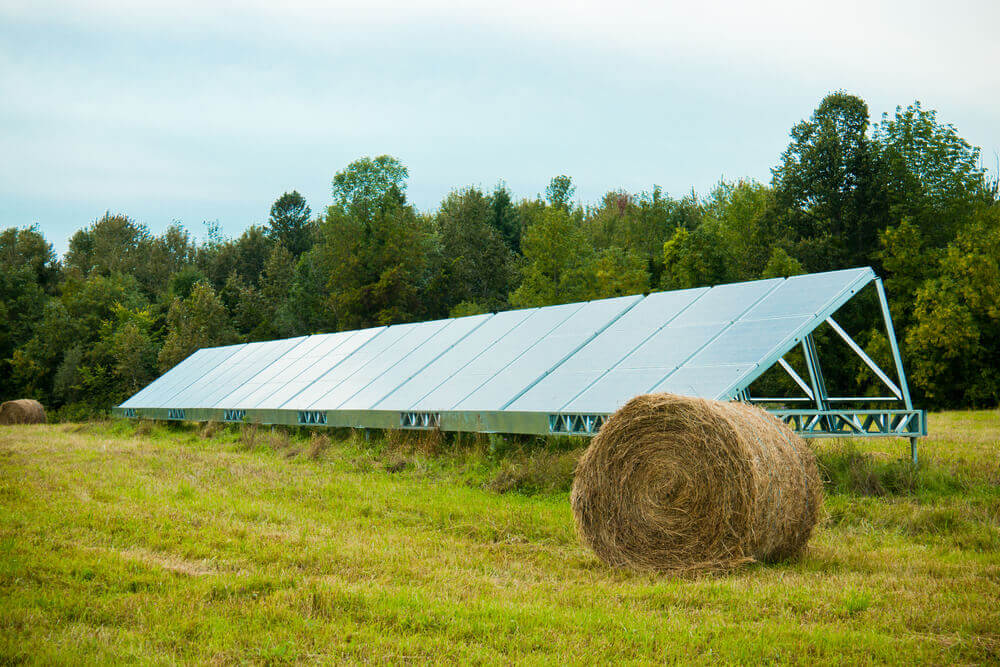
left=1, top=412, right=998, bottom=664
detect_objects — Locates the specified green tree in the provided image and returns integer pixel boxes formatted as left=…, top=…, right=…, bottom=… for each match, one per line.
left=772, top=92, right=889, bottom=270
left=433, top=187, right=516, bottom=313
left=510, top=206, right=593, bottom=307
left=108, top=315, right=158, bottom=396
left=584, top=186, right=705, bottom=286
left=591, top=246, right=650, bottom=297
left=10, top=273, right=147, bottom=406
left=661, top=226, right=734, bottom=289
left=545, top=175, right=575, bottom=211
left=66, top=215, right=198, bottom=301
left=701, top=180, right=781, bottom=280
left=266, top=191, right=313, bottom=256
left=906, top=207, right=1000, bottom=407
left=331, top=155, right=409, bottom=225
left=143, top=224, right=197, bottom=292
left=279, top=248, right=338, bottom=335
left=875, top=101, right=993, bottom=246
left=510, top=206, right=648, bottom=307
left=317, top=159, right=434, bottom=328
left=488, top=183, right=523, bottom=253
left=877, top=218, right=940, bottom=330
left=65, top=212, right=149, bottom=278
left=322, top=205, right=434, bottom=328
left=260, top=244, right=297, bottom=336
left=0, top=225, right=60, bottom=291
left=761, top=247, right=805, bottom=279
left=0, top=226, right=59, bottom=396
left=168, top=266, right=209, bottom=300
left=158, top=282, right=237, bottom=372
left=197, top=225, right=273, bottom=289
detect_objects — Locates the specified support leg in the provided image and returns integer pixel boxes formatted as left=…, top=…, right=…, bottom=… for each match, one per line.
left=910, top=437, right=918, bottom=466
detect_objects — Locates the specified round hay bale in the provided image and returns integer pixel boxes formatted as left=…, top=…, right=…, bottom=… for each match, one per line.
left=0, top=399, right=47, bottom=425
left=570, top=393, right=822, bottom=573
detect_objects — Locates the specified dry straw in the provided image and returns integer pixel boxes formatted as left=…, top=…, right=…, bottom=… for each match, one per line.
left=570, top=393, right=822, bottom=573
left=0, top=399, right=47, bottom=425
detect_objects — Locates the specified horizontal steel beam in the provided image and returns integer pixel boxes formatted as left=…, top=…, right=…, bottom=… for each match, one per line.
left=770, top=409, right=927, bottom=438
left=112, top=405, right=927, bottom=440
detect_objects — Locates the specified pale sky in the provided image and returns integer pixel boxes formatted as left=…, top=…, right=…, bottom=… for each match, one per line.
left=2, top=0, right=998, bottom=254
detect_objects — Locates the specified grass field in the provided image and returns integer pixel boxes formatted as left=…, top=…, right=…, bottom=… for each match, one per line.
left=1, top=412, right=998, bottom=664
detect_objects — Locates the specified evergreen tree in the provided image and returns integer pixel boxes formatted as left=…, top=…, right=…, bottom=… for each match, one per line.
left=266, top=191, right=313, bottom=256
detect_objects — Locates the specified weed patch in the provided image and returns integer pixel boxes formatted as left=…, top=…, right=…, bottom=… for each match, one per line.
left=815, top=441, right=968, bottom=497
left=486, top=450, right=580, bottom=495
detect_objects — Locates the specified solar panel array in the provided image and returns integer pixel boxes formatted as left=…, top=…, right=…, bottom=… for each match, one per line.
left=119, top=267, right=875, bottom=429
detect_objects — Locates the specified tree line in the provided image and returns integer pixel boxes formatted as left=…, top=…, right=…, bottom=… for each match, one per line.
left=1, top=92, right=997, bottom=417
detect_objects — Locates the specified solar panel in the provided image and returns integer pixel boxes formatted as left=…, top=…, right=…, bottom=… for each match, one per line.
left=120, top=344, right=245, bottom=408
left=304, top=318, right=458, bottom=410
left=374, top=308, right=536, bottom=411
left=412, top=301, right=584, bottom=410
left=215, top=334, right=332, bottom=408
left=253, top=328, right=384, bottom=409
left=115, top=267, right=918, bottom=441
left=294, top=320, right=449, bottom=409
left=453, top=295, right=641, bottom=411
left=506, top=288, right=706, bottom=411
left=562, top=278, right=784, bottom=413
left=654, top=267, right=873, bottom=400
left=169, top=337, right=308, bottom=409
left=336, top=313, right=492, bottom=410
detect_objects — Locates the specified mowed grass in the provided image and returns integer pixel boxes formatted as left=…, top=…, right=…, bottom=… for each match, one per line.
left=0, top=413, right=998, bottom=664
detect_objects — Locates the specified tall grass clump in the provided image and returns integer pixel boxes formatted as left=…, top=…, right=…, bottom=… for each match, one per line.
left=815, top=441, right=968, bottom=497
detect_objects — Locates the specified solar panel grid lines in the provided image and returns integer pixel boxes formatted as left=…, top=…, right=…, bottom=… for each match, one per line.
left=653, top=267, right=874, bottom=399
left=198, top=337, right=311, bottom=408
left=506, top=287, right=709, bottom=412
left=301, top=319, right=455, bottom=410
left=373, top=307, right=538, bottom=411
left=644, top=277, right=788, bottom=398
left=270, top=326, right=390, bottom=410
left=117, top=348, right=212, bottom=409
left=559, top=277, right=788, bottom=413
left=454, top=296, right=641, bottom=411
left=320, top=318, right=466, bottom=409
left=163, top=342, right=263, bottom=408
left=711, top=267, right=876, bottom=401
left=222, top=332, right=344, bottom=410
left=335, top=313, right=494, bottom=410
left=442, top=300, right=616, bottom=411
left=179, top=338, right=307, bottom=409
left=411, top=301, right=586, bottom=411
left=210, top=335, right=317, bottom=408
left=158, top=345, right=246, bottom=407
left=126, top=343, right=246, bottom=407
left=497, top=294, right=645, bottom=410
left=117, top=348, right=198, bottom=408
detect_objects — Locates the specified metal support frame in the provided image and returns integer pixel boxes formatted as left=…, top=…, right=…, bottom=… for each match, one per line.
left=742, top=278, right=924, bottom=462
left=875, top=278, right=919, bottom=464
left=112, top=272, right=924, bottom=461
left=801, top=333, right=831, bottom=430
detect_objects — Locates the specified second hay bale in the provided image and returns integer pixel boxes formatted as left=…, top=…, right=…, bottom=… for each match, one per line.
left=570, top=393, right=822, bottom=573
left=0, top=399, right=47, bottom=425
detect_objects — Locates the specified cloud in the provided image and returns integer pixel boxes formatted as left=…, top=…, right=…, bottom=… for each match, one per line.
left=1, top=0, right=997, bottom=253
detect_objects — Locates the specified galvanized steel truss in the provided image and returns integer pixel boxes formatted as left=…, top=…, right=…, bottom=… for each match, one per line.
left=742, top=278, right=924, bottom=463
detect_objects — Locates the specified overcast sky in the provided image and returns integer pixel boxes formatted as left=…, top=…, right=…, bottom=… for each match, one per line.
left=2, top=0, right=998, bottom=255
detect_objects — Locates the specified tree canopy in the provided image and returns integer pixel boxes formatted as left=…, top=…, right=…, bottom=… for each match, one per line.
left=1, top=95, right=998, bottom=416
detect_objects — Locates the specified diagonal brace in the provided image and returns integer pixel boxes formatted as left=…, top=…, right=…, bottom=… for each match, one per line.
left=825, top=317, right=903, bottom=400
left=778, top=358, right=814, bottom=400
